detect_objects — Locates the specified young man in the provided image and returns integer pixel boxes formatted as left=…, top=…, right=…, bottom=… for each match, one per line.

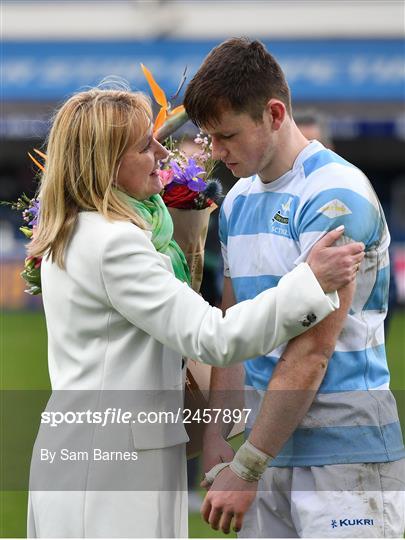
left=184, top=38, right=405, bottom=538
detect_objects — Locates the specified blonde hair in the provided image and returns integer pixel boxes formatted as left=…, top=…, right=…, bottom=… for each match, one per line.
left=28, top=88, right=152, bottom=268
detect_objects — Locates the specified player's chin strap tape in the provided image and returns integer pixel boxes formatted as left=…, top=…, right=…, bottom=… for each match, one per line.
left=204, top=440, right=273, bottom=484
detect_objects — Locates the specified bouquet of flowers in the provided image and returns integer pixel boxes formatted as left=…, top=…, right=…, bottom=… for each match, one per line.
left=4, top=149, right=45, bottom=295
left=159, top=135, right=222, bottom=292
left=142, top=64, right=222, bottom=292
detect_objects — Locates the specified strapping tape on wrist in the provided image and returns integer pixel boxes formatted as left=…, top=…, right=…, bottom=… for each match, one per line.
left=229, top=439, right=272, bottom=482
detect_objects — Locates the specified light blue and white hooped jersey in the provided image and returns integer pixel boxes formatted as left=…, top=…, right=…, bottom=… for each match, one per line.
left=219, top=140, right=404, bottom=466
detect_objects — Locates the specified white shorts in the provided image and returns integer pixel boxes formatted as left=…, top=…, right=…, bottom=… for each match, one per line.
left=239, top=460, right=405, bottom=538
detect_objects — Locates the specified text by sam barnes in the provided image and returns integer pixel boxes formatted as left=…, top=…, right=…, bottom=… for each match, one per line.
left=41, top=448, right=138, bottom=463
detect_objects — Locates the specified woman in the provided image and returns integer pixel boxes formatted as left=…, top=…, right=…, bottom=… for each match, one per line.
left=27, top=87, right=364, bottom=538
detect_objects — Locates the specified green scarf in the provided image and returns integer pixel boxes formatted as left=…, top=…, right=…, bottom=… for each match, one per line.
left=119, top=192, right=191, bottom=286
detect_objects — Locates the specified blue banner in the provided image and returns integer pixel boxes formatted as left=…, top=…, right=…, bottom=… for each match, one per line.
left=2, top=39, right=405, bottom=101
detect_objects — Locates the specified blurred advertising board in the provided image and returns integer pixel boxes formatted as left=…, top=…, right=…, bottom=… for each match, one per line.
left=3, top=39, right=404, bottom=102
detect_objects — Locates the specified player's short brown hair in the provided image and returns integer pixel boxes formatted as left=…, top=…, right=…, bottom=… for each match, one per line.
left=184, top=37, right=292, bottom=127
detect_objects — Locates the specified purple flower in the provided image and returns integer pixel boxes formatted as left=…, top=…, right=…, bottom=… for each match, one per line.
left=27, top=199, right=40, bottom=227
left=169, top=158, right=207, bottom=192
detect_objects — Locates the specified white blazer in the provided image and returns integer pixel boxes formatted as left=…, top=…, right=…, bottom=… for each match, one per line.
left=41, top=212, right=338, bottom=390
left=28, top=211, right=338, bottom=537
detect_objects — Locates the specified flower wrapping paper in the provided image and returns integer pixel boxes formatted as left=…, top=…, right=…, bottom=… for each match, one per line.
left=168, top=205, right=216, bottom=293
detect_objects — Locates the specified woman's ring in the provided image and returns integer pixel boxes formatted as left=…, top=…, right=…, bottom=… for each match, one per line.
left=355, top=263, right=360, bottom=273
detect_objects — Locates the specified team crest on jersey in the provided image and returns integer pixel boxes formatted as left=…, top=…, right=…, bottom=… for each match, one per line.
left=317, top=199, right=352, bottom=218
left=271, top=197, right=293, bottom=237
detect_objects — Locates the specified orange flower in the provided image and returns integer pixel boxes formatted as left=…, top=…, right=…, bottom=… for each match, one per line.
left=141, top=64, right=185, bottom=134
left=28, top=148, right=46, bottom=171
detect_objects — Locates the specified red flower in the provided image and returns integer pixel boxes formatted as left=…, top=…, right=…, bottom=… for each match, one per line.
left=162, top=184, right=198, bottom=209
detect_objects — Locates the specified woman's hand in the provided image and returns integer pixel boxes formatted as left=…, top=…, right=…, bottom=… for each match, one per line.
left=307, top=226, right=365, bottom=293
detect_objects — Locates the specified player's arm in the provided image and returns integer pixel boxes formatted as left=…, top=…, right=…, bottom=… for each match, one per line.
left=249, top=279, right=354, bottom=455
